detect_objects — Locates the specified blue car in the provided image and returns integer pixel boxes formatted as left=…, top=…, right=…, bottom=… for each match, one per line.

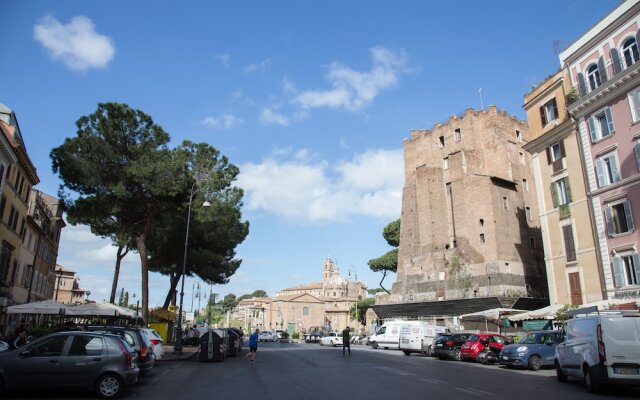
left=499, top=330, right=562, bottom=370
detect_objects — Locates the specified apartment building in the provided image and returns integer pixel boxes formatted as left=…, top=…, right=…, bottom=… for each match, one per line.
left=523, top=69, right=604, bottom=305
left=560, top=0, right=640, bottom=301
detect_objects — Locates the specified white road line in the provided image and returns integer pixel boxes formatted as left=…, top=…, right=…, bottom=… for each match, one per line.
left=456, top=387, right=493, bottom=396
left=420, top=377, right=447, bottom=384
left=375, top=366, right=415, bottom=376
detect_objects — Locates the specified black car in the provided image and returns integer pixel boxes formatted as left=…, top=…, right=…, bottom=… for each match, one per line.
left=432, top=333, right=472, bottom=361
left=85, top=326, right=155, bottom=374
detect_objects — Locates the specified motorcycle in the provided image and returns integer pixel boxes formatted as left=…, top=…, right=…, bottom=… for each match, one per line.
left=476, top=342, right=501, bottom=365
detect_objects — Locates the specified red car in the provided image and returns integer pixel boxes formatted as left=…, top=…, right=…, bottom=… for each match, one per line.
left=460, top=333, right=510, bottom=361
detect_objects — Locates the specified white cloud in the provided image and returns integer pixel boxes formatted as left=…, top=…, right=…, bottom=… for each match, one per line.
left=202, top=113, right=244, bottom=129
left=33, top=15, right=115, bottom=71
left=237, top=148, right=403, bottom=223
left=214, top=53, right=231, bottom=67
left=260, top=108, right=289, bottom=127
left=283, top=77, right=297, bottom=94
left=294, top=46, right=408, bottom=112
left=244, top=58, right=272, bottom=73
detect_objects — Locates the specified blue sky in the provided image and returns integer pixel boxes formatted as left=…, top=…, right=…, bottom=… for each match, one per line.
left=0, top=0, right=621, bottom=308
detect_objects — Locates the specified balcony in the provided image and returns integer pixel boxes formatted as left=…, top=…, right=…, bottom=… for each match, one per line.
left=559, top=203, right=571, bottom=220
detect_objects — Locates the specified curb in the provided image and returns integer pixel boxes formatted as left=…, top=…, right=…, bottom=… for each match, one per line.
left=158, top=349, right=200, bottom=362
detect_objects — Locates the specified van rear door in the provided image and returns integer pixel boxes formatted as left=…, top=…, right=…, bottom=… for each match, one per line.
left=602, top=316, right=640, bottom=378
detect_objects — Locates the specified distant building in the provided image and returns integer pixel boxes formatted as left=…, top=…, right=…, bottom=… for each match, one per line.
left=392, top=106, right=547, bottom=303
left=53, top=265, right=89, bottom=304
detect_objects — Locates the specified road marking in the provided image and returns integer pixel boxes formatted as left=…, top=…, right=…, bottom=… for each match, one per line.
left=375, top=366, right=415, bottom=376
left=456, top=387, right=493, bottom=396
left=421, top=377, right=447, bottom=384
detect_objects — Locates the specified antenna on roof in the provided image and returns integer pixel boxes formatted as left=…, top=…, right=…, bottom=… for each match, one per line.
left=479, top=88, right=484, bottom=110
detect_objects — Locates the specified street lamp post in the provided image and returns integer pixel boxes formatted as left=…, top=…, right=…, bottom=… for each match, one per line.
left=348, top=266, right=358, bottom=330
left=173, top=180, right=210, bottom=355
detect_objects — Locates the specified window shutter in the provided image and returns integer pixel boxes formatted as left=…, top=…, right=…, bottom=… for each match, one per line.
left=546, top=146, right=552, bottom=164
left=559, top=140, right=565, bottom=158
left=633, top=253, right=640, bottom=285
left=605, top=206, right=615, bottom=236
left=588, top=116, right=598, bottom=142
left=596, top=158, right=606, bottom=187
left=540, top=106, right=547, bottom=126
left=598, top=56, right=608, bottom=82
left=564, top=177, right=572, bottom=203
left=631, top=91, right=640, bottom=121
left=635, top=143, right=640, bottom=171
left=636, top=29, right=640, bottom=52
left=563, top=225, right=576, bottom=262
left=605, top=107, right=615, bottom=134
left=623, top=201, right=635, bottom=231
left=611, top=48, right=622, bottom=74
left=552, top=98, right=559, bottom=120
left=612, top=256, right=624, bottom=287
left=550, top=182, right=558, bottom=208
left=611, top=154, right=622, bottom=182
left=577, top=73, right=587, bottom=96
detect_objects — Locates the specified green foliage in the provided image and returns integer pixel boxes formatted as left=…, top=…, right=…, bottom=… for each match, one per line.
left=220, top=294, right=238, bottom=312
left=350, top=297, right=375, bottom=326
left=566, top=87, right=579, bottom=105
left=554, top=304, right=579, bottom=322
left=368, top=219, right=400, bottom=293
left=281, top=331, right=290, bottom=339
left=367, top=288, right=386, bottom=295
left=292, top=332, right=300, bottom=339
left=383, top=219, right=401, bottom=247
left=237, top=290, right=267, bottom=301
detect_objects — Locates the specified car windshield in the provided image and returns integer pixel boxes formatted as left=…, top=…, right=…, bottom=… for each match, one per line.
left=436, top=335, right=452, bottom=341
left=519, top=332, right=547, bottom=344
left=467, top=335, right=481, bottom=342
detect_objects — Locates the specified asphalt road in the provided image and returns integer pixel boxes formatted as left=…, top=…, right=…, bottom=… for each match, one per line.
left=4, top=342, right=640, bottom=399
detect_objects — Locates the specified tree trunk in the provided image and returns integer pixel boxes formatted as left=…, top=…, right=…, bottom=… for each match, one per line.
left=162, top=272, right=181, bottom=309
left=135, top=234, right=149, bottom=323
left=379, top=271, right=390, bottom=294
left=109, top=246, right=129, bottom=304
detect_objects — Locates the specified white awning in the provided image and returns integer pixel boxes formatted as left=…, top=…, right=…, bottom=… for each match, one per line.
left=66, top=301, right=137, bottom=318
left=459, top=308, right=526, bottom=322
left=508, top=304, right=566, bottom=322
left=7, top=300, right=70, bottom=315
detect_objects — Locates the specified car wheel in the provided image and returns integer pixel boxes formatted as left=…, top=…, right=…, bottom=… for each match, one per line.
left=96, top=373, right=123, bottom=399
left=584, top=365, right=599, bottom=393
left=555, top=361, right=568, bottom=382
left=476, top=352, right=486, bottom=364
left=528, top=355, right=542, bottom=371
left=453, top=349, right=462, bottom=361
left=372, top=342, right=378, bottom=349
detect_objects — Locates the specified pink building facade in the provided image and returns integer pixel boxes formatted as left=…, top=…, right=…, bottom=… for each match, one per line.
left=560, top=0, right=640, bottom=301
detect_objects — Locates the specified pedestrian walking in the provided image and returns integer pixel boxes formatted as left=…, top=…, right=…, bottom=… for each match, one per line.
left=342, top=326, right=351, bottom=356
left=245, top=328, right=260, bottom=362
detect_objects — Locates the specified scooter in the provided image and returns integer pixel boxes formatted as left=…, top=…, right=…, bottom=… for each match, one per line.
left=476, top=343, right=501, bottom=364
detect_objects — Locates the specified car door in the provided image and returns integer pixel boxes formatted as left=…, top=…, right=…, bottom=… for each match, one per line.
left=8, top=334, right=70, bottom=389
left=57, top=335, right=107, bottom=387
left=541, top=333, right=559, bottom=366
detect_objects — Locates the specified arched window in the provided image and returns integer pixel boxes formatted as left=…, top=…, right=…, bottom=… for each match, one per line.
left=623, top=37, right=640, bottom=68
left=587, top=64, right=601, bottom=91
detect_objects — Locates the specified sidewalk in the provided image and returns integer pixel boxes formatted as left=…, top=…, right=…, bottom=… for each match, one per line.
left=159, top=344, right=200, bottom=361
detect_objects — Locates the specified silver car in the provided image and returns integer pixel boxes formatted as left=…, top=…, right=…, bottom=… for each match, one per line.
left=0, top=331, right=139, bottom=399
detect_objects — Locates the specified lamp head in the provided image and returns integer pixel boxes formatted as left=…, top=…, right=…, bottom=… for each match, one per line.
left=202, top=201, right=211, bottom=207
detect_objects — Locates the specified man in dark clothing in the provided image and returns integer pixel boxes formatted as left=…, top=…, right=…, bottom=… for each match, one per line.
left=342, top=326, right=351, bottom=356
left=9, top=327, right=27, bottom=350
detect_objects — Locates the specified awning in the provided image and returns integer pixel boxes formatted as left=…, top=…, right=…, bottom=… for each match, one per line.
left=508, top=304, right=566, bottom=322
left=7, top=300, right=70, bottom=315
left=460, top=308, right=526, bottom=322
left=66, top=301, right=137, bottom=318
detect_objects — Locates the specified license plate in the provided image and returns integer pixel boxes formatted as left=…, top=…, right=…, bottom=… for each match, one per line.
left=436, top=343, right=443, bottom=347
left=502, top=356, right=509, bottom=360
left=613, top=367, right=640, bottom=375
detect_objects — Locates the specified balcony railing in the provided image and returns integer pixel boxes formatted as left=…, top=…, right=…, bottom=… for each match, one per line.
left=559, top=203, right=571, bottom=220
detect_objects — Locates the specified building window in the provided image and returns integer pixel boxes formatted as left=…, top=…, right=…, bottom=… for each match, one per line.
left=587, top=107, right=615, bottom=142
left=562, top=224, right=577, bottom=262
left=303, top=307, right=309, bottom=316
left=587, top=63, right=601, bottom=91
left=628, top=90, right=640, bottom=122
left=551, top=177, right=572, bottom=207
left=516, top=130, right=521, bottom=142
left=454, top=128, right=461, bottom=142
left=438, top=135, right=445, bottom=147
left=502, top=196, right=508, bottom=210
left=529, top=237, right=536, bottom=249
left=612, top=252, right=639, bottom=287
left=540, top=98, right=558, bottom=126
left=595, top=151, right=621, bottom=187
left=519, top=152, right=525, bottom=164
left=525, top=206, right=531, bottom=221
left=479, top=233, right=485, bottom=244
left=546, top=141, right=565, bottom=173
left=443, top=157, right=449, bottom=170
left=622, top=37, right=640, bottom=69
left=605, top=200, right=634, bottom=236
left=522, top=178, right=528, bottom=191
left=479, top=218, right=484, bottom=226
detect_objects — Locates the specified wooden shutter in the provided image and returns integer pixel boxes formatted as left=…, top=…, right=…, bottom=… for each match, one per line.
left=550, top=182, right=559, bottom=208
left=564, top=177, right=572, bottom=203
left=588, top=116, right=598, bottom=142
left=578, top=73, right=587, bottom=96
left=604, top=206, right=615, bottom=236
left=563, top=225, right=576, bottom=262
left=552, top=98, right=559, bottom=120
left=611, top=48, right=622, bottom=74
left=611, top=154, right=621, bottom=182
left=612, top=256, right=624, bottom=287
left=546, top=146, right=552, bottom=164
left=568, top=272, right=582, bottom=305
left=605, top=107, right=615, bottom=134
left=595, top=158, right=606, bottom=187
left=559, top=140, right=565, bottom=158
left=634, top=254, right=640, bottom=285
left=598, top=56, right=608, bottom=82
left=540, top=106, right=547, bottom=126
left=624, top=201, right=635, bottom=231
left=634, top=143, right=640, bottom=171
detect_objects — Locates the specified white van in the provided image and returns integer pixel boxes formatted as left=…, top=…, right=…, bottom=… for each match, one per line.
left=555, top=306, right=640, bottom=392
left=370, top=320, right=406, bottom=350
left=399, top=321, right=448, bottom=356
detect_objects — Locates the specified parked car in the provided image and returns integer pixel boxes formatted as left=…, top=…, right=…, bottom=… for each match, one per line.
left=305, top=332, right=322, bottom=343
left=369, top=320, right=404, bottom=350
left=433, top=333, right=472, bottom=360
left=85, top=325, right=155, bottom=375
left=258, top=330, right=277, bottom=342
left=320, top=332, right=343, bottom=347
left=555, top=308, right=640, bottom=393
left=460, top=333, right=509, bottom=362
left=499, top=330, right=561, bottom=370
left=0, top=331, right=139, bottom=399
left=140, top=328, right=164, bottom=360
